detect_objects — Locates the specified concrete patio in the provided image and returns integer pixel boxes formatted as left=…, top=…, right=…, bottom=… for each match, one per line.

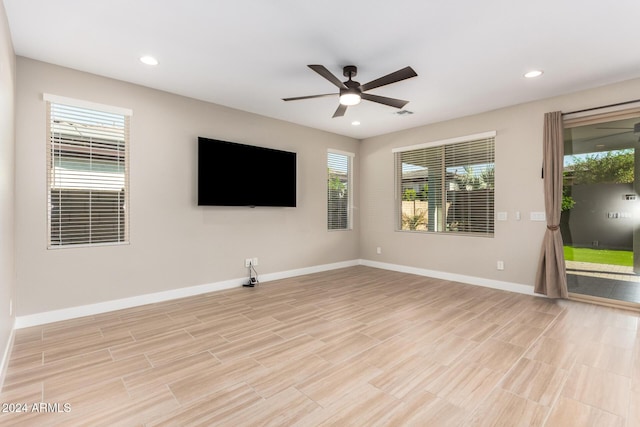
left=566, top=260, right=640, bottom=303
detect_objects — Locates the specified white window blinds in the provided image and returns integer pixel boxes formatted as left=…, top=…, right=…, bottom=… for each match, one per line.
left=394, top=132, right=495, bottom=236
left=328, top=150, right=353, bottom=230
left=46, top=97, right=130, bottom=247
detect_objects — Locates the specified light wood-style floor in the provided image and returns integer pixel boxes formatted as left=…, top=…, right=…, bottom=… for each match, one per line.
left=1, top=266, right=639, bottom=426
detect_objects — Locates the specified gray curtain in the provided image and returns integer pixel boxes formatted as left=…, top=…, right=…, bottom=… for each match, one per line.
left=535, top=111, right=568, bottom=298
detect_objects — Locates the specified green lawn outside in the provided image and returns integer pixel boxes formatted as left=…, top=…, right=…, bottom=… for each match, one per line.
left=563, top=246, right=633, bottom=267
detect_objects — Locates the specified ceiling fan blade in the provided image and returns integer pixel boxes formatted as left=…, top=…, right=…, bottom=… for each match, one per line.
left=308, top=65, right=347, bottom=89
left=332, top=104, right=348, bottom=118
left=361, top=93, right=409, bottom=109
left=282, top=93, right=336, bottom=101
left=360, top=66, right=417, bottom=92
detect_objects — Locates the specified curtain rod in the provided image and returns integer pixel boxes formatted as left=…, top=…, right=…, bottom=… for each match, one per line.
left=562, top=99, right=640, bottom=116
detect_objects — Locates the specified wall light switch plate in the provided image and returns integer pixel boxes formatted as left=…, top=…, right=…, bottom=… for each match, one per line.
left=496, top=212, right=507, bottom=221
left=530, top=212, right=546, bottom=222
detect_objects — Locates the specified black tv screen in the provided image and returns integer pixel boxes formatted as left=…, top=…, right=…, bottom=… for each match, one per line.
left=198, top=137, right=297, bottom=207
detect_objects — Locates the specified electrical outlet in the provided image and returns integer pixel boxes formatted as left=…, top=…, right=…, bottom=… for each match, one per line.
left=497, top=261, right=504, bottom=270
left=376, top=247, right=382, bottom=254
left=252, top=257, right=258, bottom=266
left=245, top=258, right=252, bottom=267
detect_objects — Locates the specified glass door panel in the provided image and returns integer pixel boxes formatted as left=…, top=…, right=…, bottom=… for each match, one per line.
left=562, top=116, right=640, bottom=305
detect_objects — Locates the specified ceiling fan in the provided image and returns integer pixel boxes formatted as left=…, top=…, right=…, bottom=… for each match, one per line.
left=282, top=64, right=418, bottom=118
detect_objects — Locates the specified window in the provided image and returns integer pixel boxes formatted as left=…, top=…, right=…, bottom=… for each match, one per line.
left=328, top=150, right=353, bottom=230
left=46, top=95, right=131, bottom=247
left=394, top=131, right=495, bottom=236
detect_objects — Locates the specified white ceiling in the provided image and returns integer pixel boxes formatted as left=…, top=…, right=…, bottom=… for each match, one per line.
left=4, top=0, right=640, bottom=139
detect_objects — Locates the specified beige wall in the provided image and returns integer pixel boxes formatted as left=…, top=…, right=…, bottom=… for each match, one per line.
left=15, top=58, right=360, bottom=316
left=0, top=2, right=16, bottom=372
left=359, top=77, right=640, bottom=287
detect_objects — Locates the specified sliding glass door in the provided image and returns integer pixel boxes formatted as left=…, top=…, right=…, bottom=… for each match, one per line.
left=562, top=115, right=640, bottom=306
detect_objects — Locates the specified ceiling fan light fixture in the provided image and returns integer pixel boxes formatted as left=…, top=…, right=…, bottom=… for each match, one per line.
left=339, top=90, right=361, bottom=106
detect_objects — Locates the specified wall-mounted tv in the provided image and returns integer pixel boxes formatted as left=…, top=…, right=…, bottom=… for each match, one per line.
left=198, top=137, right=297, bottom=207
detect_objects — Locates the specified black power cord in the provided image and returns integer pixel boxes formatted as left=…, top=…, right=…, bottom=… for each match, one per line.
left=242, top=261, right=259, bottom=287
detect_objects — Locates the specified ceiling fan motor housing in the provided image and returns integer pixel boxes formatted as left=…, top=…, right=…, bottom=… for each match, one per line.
left=340, top=66, right=362, bottom=105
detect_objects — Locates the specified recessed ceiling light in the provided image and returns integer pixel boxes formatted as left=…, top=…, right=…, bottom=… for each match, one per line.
left=351, top=121, right=361, bottom=126
left=140, top=55, right=158, bottom=66
left=524, top=70, right=543, bottom=78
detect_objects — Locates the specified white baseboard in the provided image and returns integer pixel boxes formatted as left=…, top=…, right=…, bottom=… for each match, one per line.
left=0, top=323, right=15, bottom=392
left=359, top=259, right=538, bottom=296
left=259, top=259, right=359, bottom=282
left=14, top=259, right=361, bottom=329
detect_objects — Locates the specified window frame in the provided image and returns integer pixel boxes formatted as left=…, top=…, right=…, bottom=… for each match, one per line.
left=327, top=149, right=354, bottom=231
left=393, top=131, right=496, bottom=237
left=45, top=94, right=132, bottom=249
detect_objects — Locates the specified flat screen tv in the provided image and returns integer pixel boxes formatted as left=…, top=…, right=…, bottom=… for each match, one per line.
left=198, top=137, right=297, bottom=207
